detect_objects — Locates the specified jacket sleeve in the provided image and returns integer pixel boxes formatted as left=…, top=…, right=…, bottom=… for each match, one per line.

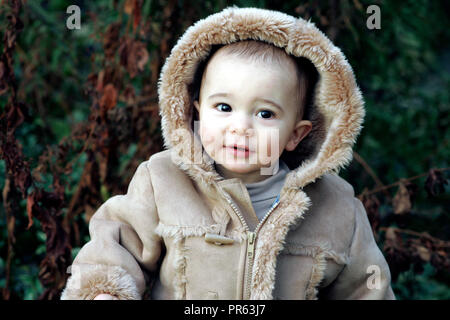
left=61, top=161, right=162, bottom=300
left=320, top=198, right=396, bottom=300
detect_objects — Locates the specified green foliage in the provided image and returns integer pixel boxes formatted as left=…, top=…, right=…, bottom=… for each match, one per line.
left=393, top=264, right=450, bottom=300
left=339, top=0, right=450, bottom=183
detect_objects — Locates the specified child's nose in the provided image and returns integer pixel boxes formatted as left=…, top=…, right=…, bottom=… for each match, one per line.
left=228, top=114, right=253, bottom=136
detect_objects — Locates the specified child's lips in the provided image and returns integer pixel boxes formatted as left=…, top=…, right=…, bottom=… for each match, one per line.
left=223, top=144, right=253, bottom=158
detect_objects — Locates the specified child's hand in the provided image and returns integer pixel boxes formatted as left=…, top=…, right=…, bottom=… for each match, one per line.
left=93, top=293, right=119, bottom=300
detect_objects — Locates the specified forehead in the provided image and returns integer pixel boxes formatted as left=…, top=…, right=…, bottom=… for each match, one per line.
left=201, top=51, right=299, bottom=93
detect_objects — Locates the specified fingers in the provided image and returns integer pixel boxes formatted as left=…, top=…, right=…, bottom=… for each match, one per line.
left=93, top=293, right=119, bottom=300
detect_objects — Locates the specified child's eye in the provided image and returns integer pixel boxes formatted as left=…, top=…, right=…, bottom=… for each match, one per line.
left=215, top=103, right=232, bottom=112
left=257, top=110, right=275, bottom=119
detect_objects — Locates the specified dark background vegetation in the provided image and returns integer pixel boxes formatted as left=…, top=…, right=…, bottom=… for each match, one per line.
left=0, top=0, right=449, bottom=300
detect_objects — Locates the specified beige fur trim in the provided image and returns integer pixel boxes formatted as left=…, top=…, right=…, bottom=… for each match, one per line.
left=155, top=221, right=220, bottom=238
left=305, top=248, right=328, bottom=300
left=60, top=265, right=140, bottom=300
left=155, top=221, right=245, bottom=242
left=172, top=234, right=188, bottom=300
left=250, top=190, right=311, bottom=299
left=282, top=242, right=349, bottom=265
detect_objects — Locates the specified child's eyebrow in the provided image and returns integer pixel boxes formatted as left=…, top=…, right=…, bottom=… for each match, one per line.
left=256, top=98, right=283, bottom=111
left=207, top=92, right=230, bottom=100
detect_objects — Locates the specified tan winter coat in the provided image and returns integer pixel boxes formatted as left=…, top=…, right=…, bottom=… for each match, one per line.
left=61, top=7, right=395, bottom=300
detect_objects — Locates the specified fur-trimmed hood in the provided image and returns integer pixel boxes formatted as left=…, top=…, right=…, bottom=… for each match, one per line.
left=158, top=6, right=365, bottom=191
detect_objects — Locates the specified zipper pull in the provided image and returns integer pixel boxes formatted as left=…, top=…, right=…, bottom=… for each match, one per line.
left=247, top=231, right=256, bottom=258
left=205, top=233, right=234, bottom=245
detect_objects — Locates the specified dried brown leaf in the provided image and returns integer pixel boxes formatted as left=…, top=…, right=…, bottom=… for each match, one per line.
left=103, top=23, right=121, bottom=59
left=0, top=61, right=5, bottom=80
left=360, top=192, right=380, bottom=233
left=352, top=0, right=364, bottom=11
left=124, top=0, right=135, bottom=15
left=133, top=0, right=142, bottom=31
left=122, top=85, right=136, bottom=104
left=119, top=39, right=149, bottom=78
left=385, top=227, right=398, bottom=243
left=123, top=0, right=142, bottom=31
left=136, top=43, right=149, bottom=71
left=26, top=193, right=35, bottom=229
left=95, top=70, right=105, bottom=92
left=295, top=4, right=308, bottom=15
left=416, top=245, right=431, bottom=262
left=99, top=83, right=118, bottom=111
left=425, top=169, right=448, bottom=197
left=393, top=181, right=412, bottom=215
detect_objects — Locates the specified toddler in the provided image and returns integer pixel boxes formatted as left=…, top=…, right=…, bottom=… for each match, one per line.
left=62, top=7, right=395, bottom=300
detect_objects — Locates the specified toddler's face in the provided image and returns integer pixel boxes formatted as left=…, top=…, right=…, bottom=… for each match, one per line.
left=194, top=52, right=311, bottom=183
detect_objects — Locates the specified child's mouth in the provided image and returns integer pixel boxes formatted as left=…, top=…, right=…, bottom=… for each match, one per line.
left=224, top=144, right=251, bottom=158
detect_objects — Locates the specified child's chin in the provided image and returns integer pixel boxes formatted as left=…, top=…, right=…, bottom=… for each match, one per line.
left=221, top=163, right=261, bottom=174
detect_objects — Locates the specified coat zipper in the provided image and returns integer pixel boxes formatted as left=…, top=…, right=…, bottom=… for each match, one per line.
left=245, top=231, right=256, bottom=299
left=221, top=192, right=249, bottom=233
left=221, top=190, right=280, bottom=299
left=254, top=195, right=280, bottom=235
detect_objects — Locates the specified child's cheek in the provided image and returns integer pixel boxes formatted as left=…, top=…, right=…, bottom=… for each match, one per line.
left=199, top=125, right=214, bottom=144
left=199, top=124, right=222, bottom=154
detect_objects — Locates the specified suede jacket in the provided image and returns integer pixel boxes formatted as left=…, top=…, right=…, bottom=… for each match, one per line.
left=61, top=7, right=395, bottom=300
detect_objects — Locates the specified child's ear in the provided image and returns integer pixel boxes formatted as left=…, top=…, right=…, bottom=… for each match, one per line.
left=193, top=100, right=200, bottom=113
left=285, top=120, right=312, bottom=151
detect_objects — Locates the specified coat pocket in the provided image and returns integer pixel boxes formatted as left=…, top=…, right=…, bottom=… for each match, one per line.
left=273, top=253, right=314, bottom=300
left=276, top=242, right=348, bottom=300
left=155, top=222, right=243, bottom=300
left=184, top=237, right=242, bottom=300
